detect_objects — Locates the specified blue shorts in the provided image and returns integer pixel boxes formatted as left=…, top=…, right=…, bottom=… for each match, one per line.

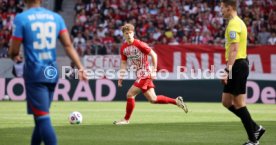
left=25, top=83, right=56, bottom=116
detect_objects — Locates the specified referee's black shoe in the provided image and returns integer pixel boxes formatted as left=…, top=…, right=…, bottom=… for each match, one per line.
left=254, top=125, right=266, bottom=141
left=243, top=141, right=259, bottom=145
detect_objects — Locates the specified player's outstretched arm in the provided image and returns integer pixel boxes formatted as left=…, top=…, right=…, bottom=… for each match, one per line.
left=118, top=60, right=127, bottom=87
left=59, top=31, right=87, bottom=81
left=8, top=39, right=22, bottom=61
left=148, top=49, right=158, bottom=79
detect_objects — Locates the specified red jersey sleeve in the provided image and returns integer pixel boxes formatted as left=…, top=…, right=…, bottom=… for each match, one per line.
left=120, top=44, right=127, bottom=61
left=138, top=40, right=151, bottom=55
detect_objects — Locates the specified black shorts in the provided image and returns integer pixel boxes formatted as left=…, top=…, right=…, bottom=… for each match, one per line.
left=223, top=58, right=249, bottom=96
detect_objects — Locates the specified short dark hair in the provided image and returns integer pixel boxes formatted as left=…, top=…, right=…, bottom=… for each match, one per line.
left=221, top=0, right=237, bottom=10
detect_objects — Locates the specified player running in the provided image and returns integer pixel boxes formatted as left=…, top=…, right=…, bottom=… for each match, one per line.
left=113, top=23, right=188, bottom=125
left=9, top=0, right=87, bottom=145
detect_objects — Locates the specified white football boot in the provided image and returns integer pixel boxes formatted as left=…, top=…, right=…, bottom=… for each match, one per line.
left=113, top=119, right=130, bottom=125
left=176, top=96, right=188, bottom=113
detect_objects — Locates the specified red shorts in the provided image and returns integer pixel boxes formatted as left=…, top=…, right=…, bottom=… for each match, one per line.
left=134, top=78, right=155, bottom=93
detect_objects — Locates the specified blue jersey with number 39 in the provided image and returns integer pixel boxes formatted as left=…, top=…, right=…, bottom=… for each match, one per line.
left=12, top=7, right=67, bottom=83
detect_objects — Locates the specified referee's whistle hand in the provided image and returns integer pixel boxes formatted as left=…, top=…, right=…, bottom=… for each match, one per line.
left=221, top=72, right=228, bottom=85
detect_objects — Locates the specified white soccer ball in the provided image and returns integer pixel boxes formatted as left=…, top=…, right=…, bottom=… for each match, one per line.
left=69, top=111, right=83, bottom=124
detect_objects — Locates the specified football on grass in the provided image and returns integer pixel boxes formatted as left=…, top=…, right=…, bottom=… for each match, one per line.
left=69, top=111, right=83, bottom=124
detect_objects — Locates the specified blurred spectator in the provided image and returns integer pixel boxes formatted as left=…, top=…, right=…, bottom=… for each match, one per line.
left=12, top=55, right=24, bottom=77
left=75, top=0, right=85, bottom=13
left=152, top=28, right=162, bottom=41
left=268, top=32, right=276, bottom=45
left=202, top=31, right=213, bottom=44
left=84, top=40, right=94, bottom=55
left=54, top=0, right=63, bottom=12
left=83, top=29, right=93, bottom=40
left=192, top=29, right=203, bottom=44
left=168, top=37, right=179, bottom=45
left=65, top=62, right=77, bottom=79
left=76, top=42, right=84, bottom=56
left=97, top=25, right=108, bottom=38
left=257, top=27, right=271, bottom=44
left=0, top=37, right=8, bottom=58
left=248, top=32, right=256, bottom=45
left=71, top=20, right=85, bottom=37
left=76, top=9, right=87, bottom=24
left=73, top=32, right=86, bottom=48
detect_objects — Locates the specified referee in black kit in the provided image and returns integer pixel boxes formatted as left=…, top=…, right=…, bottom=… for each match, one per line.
left=220, top=0, right=265, bottom=145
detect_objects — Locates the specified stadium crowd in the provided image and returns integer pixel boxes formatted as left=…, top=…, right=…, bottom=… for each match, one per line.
left=0, top=0, right=24, bottom=58
left=72, top=0, right=276, bottom=56
left=0, top=0, right=276, bottom=57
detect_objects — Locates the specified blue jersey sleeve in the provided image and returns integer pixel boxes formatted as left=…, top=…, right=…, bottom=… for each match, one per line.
left=12, top=15, right=24, bottom=40
left=57, top=15, right=67, bottom=36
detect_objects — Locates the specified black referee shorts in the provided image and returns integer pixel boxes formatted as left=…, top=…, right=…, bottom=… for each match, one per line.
left=223, top=58, right=249, bottom=96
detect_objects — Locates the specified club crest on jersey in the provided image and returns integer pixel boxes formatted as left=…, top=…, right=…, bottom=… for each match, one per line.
left=229, top=31, right=236, bottom=39
left=124, top=46, right=140, bottom=59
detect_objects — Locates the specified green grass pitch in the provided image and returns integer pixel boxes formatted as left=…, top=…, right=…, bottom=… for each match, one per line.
left=0, top=102, right=275, bottom=145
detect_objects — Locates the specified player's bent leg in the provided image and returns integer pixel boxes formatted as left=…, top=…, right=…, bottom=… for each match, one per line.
left=143, top=88, right=174, bottom=104
left=233, top=94, right=258, bottom=144
left=143, top=89, right=188, bottom=113
left=143, top=88, right=157, bottom=103
left=223, top=92, right=261, bottom=143
left=126, top=85, right=141, bottom=99
left=114, top=85, right=141, bottom=125
left=222, top=93, right=241, bottom=116
left=233, top=94, right=246, bottom=109
left=233, top=94, right=266, bottom=141
left=221, top=93, right=234, bottom=108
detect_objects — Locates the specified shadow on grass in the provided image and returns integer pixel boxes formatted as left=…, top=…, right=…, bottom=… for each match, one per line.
left=1, top=121, right=275, bottom=145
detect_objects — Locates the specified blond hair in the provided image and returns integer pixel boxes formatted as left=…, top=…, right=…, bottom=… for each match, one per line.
left=121, top=23, right=135, bottom=33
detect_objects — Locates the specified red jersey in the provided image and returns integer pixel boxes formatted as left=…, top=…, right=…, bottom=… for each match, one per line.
left=120, top=39, right=152, bottom=79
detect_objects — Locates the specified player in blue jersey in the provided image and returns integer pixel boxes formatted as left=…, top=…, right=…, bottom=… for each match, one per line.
left=8, top=0, right=87, bottom=145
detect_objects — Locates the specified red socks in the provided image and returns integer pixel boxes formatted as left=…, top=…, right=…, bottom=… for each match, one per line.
left=124, top=98, right=135, bottom=120
left=124, top=96, right=176, bottom=120
left=155, top=95, right=177, bottom=105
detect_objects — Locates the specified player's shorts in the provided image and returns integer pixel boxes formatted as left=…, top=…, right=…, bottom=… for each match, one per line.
left=134, top=78, right=155, bottom=93
left=223, top=58, right=249, bottom=96
left=25, top=82, right=56, bottom=116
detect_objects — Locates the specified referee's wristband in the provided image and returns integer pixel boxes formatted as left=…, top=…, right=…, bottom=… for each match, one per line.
left=224, top=68, right=230, bottom=74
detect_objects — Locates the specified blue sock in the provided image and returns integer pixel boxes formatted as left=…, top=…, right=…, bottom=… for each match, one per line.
left=36, top=115, right=57, bottom=145
left=31, top=118, right=42, bottom=145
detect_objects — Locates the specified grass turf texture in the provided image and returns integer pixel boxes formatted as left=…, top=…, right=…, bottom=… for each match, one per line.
left=0, top=102, right=275, bottom=145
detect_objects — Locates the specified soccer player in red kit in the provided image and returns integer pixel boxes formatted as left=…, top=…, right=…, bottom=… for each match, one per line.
left=113, top=23, right=188, bottom=125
